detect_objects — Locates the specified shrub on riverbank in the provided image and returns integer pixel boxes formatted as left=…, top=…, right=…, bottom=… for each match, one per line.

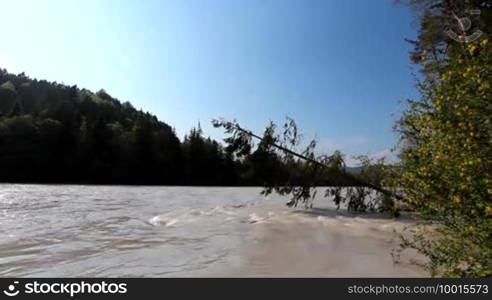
left=393, top=0, right=491, bottom=277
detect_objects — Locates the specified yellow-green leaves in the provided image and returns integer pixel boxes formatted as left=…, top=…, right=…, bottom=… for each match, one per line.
left=395, top=37, right=491, bottom=277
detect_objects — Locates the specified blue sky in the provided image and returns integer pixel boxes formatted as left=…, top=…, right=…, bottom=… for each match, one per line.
left=0, top=0, right=417, bottom=165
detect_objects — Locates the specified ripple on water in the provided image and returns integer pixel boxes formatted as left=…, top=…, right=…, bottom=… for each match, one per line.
left=0, top=185, right=424, bottom=277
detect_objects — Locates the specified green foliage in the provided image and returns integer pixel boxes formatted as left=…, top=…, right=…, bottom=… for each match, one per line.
left=213, top=118, right=399, bottom=212
left=396, top=0, right=492, bottom=74
left=0, top=115, right=36, bottom=136
left=393, top=0, right=491, bottom=277
left=0, top=81, right=16, bottom=92
left=0, top=69, right=241, bottom=185
left=0, top=80, right=17, bottom=115
left=181, top=125, right=241, bottom=185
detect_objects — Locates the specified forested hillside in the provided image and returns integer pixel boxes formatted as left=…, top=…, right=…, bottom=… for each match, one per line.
left=0, top=69, right=185, bottom=183
left=0, top=69, right=349, bottom=186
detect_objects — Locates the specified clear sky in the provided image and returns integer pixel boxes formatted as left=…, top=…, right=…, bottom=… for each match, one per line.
left=0, top=0, right=417, bottom=165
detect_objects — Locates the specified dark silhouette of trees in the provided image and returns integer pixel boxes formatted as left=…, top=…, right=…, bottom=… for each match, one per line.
left=181, top=125, right=241, bottom=185
left=0, top=69, right=358, bottom=187
left=0, top=69, right=218, bottom=184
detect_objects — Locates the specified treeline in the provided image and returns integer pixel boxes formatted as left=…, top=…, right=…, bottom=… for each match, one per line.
left=0, top=69, right=353, bottom=186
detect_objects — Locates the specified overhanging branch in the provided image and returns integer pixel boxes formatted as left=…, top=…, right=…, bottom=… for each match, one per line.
left=219, top=121, right=404, bottom=201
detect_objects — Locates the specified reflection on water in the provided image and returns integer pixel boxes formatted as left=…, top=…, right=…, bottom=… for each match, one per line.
left=0, top=185, right=424, bottom=277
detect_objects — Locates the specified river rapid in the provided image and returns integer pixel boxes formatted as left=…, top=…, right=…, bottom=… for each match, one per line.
left=0, top=185, right=424, bottom=277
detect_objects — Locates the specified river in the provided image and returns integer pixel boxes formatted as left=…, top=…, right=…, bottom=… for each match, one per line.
left=0, top=185, right=424, bottom=277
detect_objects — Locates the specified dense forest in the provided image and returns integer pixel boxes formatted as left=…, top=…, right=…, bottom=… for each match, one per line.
left=0, top=69, right=358, bottom=186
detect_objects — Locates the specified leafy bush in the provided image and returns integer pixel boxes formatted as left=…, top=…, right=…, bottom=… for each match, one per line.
left=393, top=38, right=491, bottom=277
